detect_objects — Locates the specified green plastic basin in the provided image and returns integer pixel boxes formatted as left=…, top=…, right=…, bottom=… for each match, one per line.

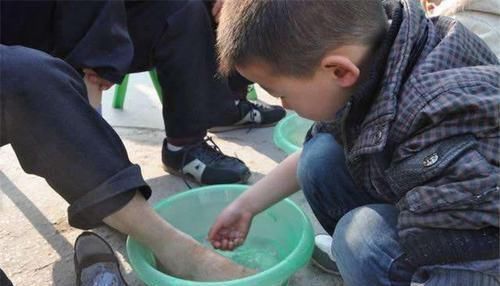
left=126, top=184, right=314, bottom=286
left=273, top=113, right=314, bottom=155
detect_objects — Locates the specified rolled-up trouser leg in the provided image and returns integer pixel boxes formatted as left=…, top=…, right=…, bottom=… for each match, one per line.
left=0, top=45, right=151, bottom=229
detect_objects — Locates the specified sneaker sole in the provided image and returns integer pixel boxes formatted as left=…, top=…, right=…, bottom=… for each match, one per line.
left=311, top=257, right=341, bottom=276
left=208, top=122, right=277, bottom=133
left=162, top=164, right=251, bottom=185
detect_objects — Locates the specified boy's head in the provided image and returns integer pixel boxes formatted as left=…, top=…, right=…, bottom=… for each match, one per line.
left=218, top=0, right=388, bottom=121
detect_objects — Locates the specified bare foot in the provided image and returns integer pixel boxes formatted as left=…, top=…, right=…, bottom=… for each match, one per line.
left=155, top=232, right=256, bottom=281
left=102, top=193, right=255, bottom=281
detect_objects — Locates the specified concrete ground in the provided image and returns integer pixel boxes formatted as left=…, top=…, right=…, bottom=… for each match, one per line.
left=0, top=72, right=343, bottom=286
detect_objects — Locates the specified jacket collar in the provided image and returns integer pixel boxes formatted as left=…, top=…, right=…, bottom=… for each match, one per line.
left=342, top=0, right=430, bottom=159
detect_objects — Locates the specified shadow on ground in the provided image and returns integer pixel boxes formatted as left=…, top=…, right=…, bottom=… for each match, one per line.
left=0, top=171, right=75, bottom=285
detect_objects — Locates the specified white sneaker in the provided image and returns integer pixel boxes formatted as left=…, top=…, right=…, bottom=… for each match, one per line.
left=311, top=234, right=340, bottom=275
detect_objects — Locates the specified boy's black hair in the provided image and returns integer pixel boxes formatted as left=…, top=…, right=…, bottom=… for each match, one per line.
left=217, top=0, right=388, bottom=77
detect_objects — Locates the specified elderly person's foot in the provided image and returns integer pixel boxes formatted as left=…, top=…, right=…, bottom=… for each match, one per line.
left=103, top=193, right=254, bottom=282
left=155, top=231, right=255, bottom=281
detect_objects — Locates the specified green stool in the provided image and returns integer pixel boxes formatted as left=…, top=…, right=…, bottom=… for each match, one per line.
left=112, top=70, right=163, bottom=109
left=112, top=70, right=258, bottom=109
left=246, top=84, right=257, bottom=100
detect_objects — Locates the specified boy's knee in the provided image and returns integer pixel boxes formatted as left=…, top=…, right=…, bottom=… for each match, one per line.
left=333, top=206, right=376, bottom=258
left=298, top=133, right=345, bottom=189
left=332, top=204, right=399, bottom=271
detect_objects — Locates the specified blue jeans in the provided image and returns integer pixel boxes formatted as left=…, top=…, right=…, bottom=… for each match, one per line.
left=297, top=133, right=499, bottom=286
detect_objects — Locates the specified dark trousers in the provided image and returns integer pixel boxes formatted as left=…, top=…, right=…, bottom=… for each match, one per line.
left=0, top=0, right=250, bottom=141
left=0, top=45, right=151, bottom=229
left=0, top=268, right=12, bottom=286
left=125, top=0, right=247, bottom=139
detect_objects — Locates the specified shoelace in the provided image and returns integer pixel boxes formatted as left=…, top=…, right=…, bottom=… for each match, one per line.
left=180, top=136, right=226, bottom=189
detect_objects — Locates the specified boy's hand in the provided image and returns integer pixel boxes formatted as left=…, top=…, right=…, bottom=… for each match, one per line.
left=208, top=202, right=254, bottom=251
left=83, top=68, right=113, bottom=91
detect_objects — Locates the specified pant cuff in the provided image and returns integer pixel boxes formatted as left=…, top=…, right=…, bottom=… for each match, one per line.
left=67, top=164, right=151, bottom=229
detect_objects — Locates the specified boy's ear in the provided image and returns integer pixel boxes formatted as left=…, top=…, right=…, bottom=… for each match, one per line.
left=321, top=55, right=360, bottom=88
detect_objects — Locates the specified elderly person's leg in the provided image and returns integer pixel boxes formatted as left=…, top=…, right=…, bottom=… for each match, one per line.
left=0, top=268, right=13, bottom=286
left=0, top=45, right=252, bottom=281
left=124, top=0, right=250, bottom=185
left=104, top=192, right=254, bottom=281
left=0, top=45, right=149, bottom=229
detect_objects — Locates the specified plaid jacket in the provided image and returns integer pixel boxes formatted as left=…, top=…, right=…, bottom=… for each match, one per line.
left=312, top=0, right=499, bottom=265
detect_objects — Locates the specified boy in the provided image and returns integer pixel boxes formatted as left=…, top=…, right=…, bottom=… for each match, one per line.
left=0, top=45, right=253, bottom=285
left=209, top=0, right=499, bottom=285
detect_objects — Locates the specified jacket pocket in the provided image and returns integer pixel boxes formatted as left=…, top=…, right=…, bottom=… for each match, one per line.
left=385, top=135, right=477, bottom=197
left=387, top=135, right=499, bottom=213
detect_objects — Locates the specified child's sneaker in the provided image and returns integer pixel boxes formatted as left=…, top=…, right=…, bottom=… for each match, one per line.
left=162, top=137, right=251, bottom=185
left=312, top=234, right=340, bottom=275
left=208, top=100, right=286, bottom=133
